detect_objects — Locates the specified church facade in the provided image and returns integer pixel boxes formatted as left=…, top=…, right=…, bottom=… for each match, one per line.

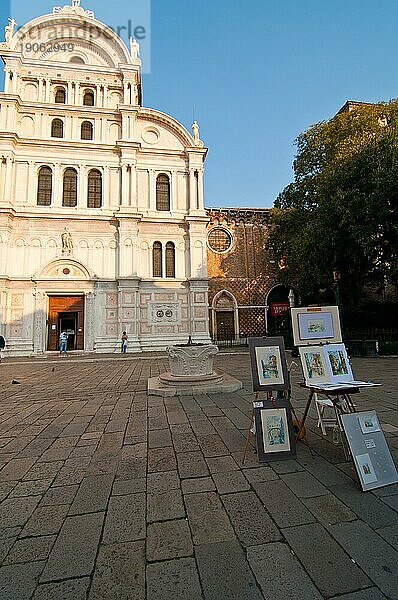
left=0, top=2, right=210, bottom=355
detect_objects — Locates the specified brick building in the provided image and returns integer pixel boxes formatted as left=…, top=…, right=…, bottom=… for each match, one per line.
left=206, top=208, right=297, bottom=343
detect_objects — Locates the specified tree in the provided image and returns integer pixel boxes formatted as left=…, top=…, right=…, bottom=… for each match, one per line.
left=268, top=100, right=398, bottom=317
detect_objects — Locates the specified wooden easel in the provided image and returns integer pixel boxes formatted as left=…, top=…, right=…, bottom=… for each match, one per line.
left=242, top=391, right=275, bottom=464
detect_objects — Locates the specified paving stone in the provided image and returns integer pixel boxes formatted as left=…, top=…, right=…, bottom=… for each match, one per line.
left=40, top=512, right=105, bottom=582
left=0, top=457, right=36, bottom=481
left=147, top=447, right=177, bottom=473
left=89, top=541, right=145, bottom=600
left=147, top=470, right=180, bottom=493
left=32, top=578, right=90, bottom=600
left=24, top=461, right=64, bottom=482
left=376, top=524, right=398, bottom=548
left=247, top=542, right=323, bottom=599
left=147, top=519, right=193, bottom=562
left=39, top=484, right=78, bottom=506
left=102, top=493, right=146, bottom=544
left=0, top=527, right=20, bottom=562
left=3, top=535, right=56, bottom=564
left=182, top=477, right=216, bottom=494
left=242, top=466, right=279, bottom=484
left=0, top=481, right=16, bottom=501
left=112, top=478, right=146, bottom=495
left=147, top=489, right=185, bottom=522
left=177, top=451, right=209, bottom=478
left=329, top=588, right=388, bottom=599
left=271, top=460, right=305, bottom=474
left=146, top=558, right=203, bottom=600
left=302, top=494, right=356, bottom=526
left=222, top=491, right=281, bottom=546
left=298, top=455, right=354, bottom=487
left=381, top=494, right=398, bottom=512
left=283, top=522, right=372, bottom=597
left=69, top=473, right=114, bottom=515
left=148, top=429, right=172, bottom=449
left=196, top=434, right=229, bottom=457
left=195, top=540, right=263, bottom=600
left=281, top=471, right=329, bottom=498
left=253, top=480, right=315, bottom=528
left=332, top=482, right=398, bottom=529
left=206, top=455, right=239, bottom=473
left=212, top=470, right=251, bottom=494
left=330, top=520, right=398, bottom=599
left=21, top=504, right=69, bottom=537
left=9, top=479, right=52, bottom=498
left=0, top=496, right=41, bottom=528
left=185, top=492, right=235, bottom=545
left=0, top=561, right=45, bottom=600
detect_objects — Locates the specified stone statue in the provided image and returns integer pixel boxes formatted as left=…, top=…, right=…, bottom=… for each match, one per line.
left=129, top=37, right=140, bottom=60
left=61, top=227, right=73, bottom=254
left=192, top=121, right=204, bottom=147
left=4, top=18, right=17, bottom=46
left=72, top=0, right=81, bottom=6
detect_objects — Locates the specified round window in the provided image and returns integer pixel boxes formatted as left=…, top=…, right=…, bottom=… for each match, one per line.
left=207, top=228, right=232, bottom=253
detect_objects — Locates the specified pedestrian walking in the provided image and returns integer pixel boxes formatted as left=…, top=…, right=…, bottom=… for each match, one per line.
left=59, top=331, right=68, bottom=355
left=121, top=331, right=128, bottom=354
left=0, top=334, right=5, bottom=363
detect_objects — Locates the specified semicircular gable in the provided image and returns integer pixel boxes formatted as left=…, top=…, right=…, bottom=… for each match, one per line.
left=38, top=258, right=93, bottom=279
left=137, top=109, right=196, bottom=150
left=11, top=13, right=131, bottom=67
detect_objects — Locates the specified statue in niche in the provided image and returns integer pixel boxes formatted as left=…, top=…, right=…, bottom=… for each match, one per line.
left=129, top=37, right=140, bottom=60
left=4, top=18, right=17, bottom=46
left=61, top=227, right=73, bottom=254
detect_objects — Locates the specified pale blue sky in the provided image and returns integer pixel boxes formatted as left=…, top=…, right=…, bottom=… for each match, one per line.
left=2, top=1, right=398, bottom=207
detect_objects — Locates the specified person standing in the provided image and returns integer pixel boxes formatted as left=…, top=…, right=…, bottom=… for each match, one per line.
left=0, top=334, right=5, bottom=362
left=59, top=331, right=68, bottom=355
left=121, top=331, right=128, bottom=354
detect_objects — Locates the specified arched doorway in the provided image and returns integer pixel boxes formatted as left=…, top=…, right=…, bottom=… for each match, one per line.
left=265, top=285, right=298, bottom=348
left=212, top=291, right=238, bottom=342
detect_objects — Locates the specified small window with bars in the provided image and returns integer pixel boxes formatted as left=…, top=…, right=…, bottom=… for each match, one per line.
left=37, top=166, right=52, bottom=206
left=156, top=174, right=170, bottom=211
left=51, top=118, right=64, bottom=138
left=62, top=168, right=78, bottom=207
left=81, top=121, right=93, bottom=140
left=83, top=90, right=95, bottom=106
left=165, top=242, right=175, bottom=278
left=55, top=88, right=66, bottom=104
left=153, top=242, right=163, bottom=277
left=87, top=169, right=102, bottom=208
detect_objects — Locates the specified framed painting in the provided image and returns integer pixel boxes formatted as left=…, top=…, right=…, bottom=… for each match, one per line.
left=254, top=399, right=296, bottom=462
left=291, top=306, right=342, bottom=346
left=324, top=343, right=353, bottom=383
left=299, top=345, right=330, bottom=386
left=248, top=337, right=288, bottom=392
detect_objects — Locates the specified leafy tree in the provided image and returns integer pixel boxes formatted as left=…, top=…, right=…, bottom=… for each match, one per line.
left=269, top=101, right=398, bottom=318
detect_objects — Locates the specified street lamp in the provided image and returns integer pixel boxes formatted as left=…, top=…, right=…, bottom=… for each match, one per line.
left=333, top=270, right=341, bottom=309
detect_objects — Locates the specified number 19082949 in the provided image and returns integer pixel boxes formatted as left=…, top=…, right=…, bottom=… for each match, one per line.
left=20, top=42, right=75, bottom=53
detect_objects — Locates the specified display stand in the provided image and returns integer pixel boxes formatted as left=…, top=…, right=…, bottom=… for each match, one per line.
left=243, top=338, right=296, bottom=464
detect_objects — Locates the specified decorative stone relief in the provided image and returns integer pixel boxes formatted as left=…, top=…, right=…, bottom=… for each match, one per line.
left=167, top=344, right=219, bottom=377
left=149, top=302, right=181, bottom=325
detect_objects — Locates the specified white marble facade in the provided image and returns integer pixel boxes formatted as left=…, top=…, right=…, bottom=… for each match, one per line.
left=0, top=2, right=210, bottom=354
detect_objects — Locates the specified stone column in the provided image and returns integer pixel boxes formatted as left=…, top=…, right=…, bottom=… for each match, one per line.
left=121, top=164, right=129, bottom=206
left=67, top=81, right=72, bottom=104
left=171, top=170, right=178, bottom=212
left=85, top=291, right=95, bottom=351
left=149, top=169, right=155, bottom=211
left=3, top=157, right=13, bottom=202
left=45, top=79, right=51, bottom=103
left=53, top=163, right=62, bottom=207
left=78, top=164, right=85, bottom=208
left=130, top=162, right=137, bottom=208
left=189, top=169, right=196, bottom=211
left=197, top=169, right=204, bottom=210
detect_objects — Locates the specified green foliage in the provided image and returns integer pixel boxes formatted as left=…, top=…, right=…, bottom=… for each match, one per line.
left=269, top=100, right=398, bottom=311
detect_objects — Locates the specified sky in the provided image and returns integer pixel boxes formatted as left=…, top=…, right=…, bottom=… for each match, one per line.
left=1, top=0, right=398, bottom=208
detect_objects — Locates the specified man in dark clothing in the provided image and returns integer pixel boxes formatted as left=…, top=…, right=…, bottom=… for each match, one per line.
left=0, top=335, right=5, bottom=362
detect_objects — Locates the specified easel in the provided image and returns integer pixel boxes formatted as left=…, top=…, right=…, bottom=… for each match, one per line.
left=242, top=391, right=274, bottom=464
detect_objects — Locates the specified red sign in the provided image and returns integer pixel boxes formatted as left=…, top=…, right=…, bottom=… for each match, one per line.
left=270, top=302, right=290, bottom=317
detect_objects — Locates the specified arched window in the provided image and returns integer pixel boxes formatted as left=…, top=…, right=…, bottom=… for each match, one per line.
left=156, top=174, right=170, bottom=211
left=37, top=166, right=52, bottom=206
left=62, top=168, right=78, bottom=207
left=87, top=169, right=102, bottom=208
left=165, top=242, right=175, bottom=278
left=55, top=88, right=66, bottom=104
left=81, top=121, right=93, bottom=140
left=83, top=90, right=95, bottom=106
left=51, top=118, right=64, bottom=138
left=153, top=242, right=163, bottom=277
left=70, top=56, right=85, bottom=64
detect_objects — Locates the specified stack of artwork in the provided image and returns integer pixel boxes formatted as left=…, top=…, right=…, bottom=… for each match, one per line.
left=248, top=337, right=296, bottom=462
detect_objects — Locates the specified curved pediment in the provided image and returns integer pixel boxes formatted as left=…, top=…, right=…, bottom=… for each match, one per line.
left=10, top=12, right=132, bottom=68
left=37, top=258, right=93, bottom=280
left=137, top=108, right=199, bottom=151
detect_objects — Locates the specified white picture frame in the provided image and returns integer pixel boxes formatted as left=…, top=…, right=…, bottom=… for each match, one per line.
left=261, top=408, right=291, bottom=454
left=323, top=343, right=353, bottom=383
left=291, top=306, right=342, bottom=346
left=299, top=346, right=330, bottom=385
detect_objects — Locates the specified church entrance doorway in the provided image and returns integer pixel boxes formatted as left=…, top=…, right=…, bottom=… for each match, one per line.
left=47, top=296, right=85, bottom=351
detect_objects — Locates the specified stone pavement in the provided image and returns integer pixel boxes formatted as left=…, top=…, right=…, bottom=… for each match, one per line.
left=0, top=351, right=397, bottom=600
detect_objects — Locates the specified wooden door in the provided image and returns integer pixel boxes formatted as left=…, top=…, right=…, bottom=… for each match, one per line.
left=47, top=296, right=85, bottom=350
left=216, top=311, right=235, bottom=341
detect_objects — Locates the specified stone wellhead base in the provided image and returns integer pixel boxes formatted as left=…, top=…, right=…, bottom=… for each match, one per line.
left=147, top=373, right=242, bottom=397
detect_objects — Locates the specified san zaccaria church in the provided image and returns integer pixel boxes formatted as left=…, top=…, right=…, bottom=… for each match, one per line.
left=0, top=1, right=210, bottom=355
